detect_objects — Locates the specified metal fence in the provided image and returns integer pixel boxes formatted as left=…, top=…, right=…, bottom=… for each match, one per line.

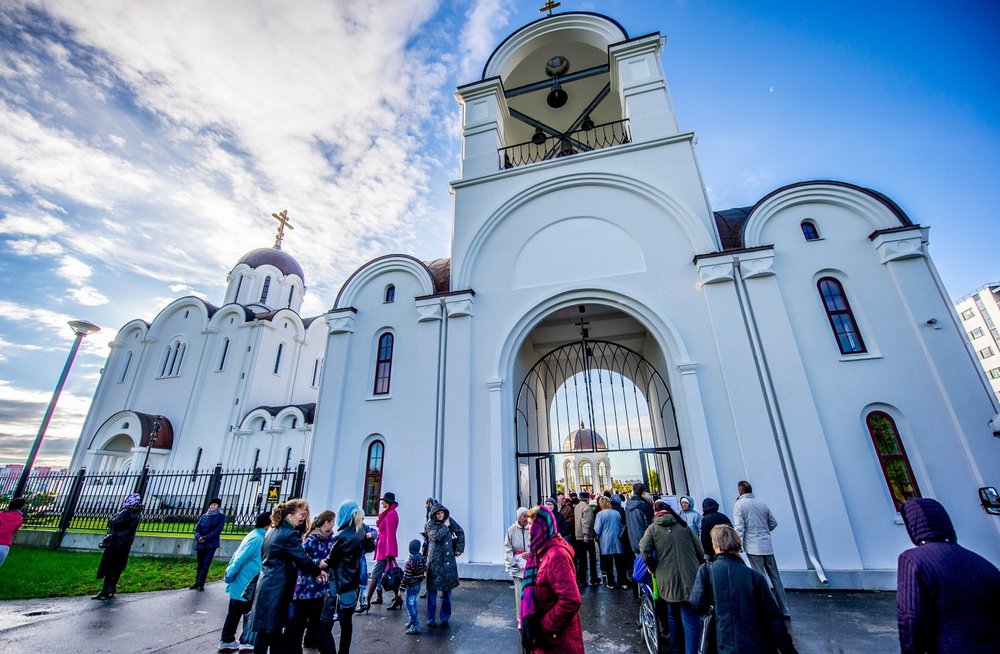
left=499, top=118, right=631, bottom=170
left=7, top=462, right=306, bottom=537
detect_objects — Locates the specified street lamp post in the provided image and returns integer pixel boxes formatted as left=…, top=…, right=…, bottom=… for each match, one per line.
left=12, top=320, right=100, bottom=499
left=141, top=415, right=163, bottom=471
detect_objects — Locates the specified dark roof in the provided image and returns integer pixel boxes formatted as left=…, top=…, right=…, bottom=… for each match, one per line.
left=425, top=258, right=451, bottom=294
left=249, top=403, right=316, bottom=424
left=713, top=208, right=752, bottom=251
left=234, top=247, right=305, bottom=281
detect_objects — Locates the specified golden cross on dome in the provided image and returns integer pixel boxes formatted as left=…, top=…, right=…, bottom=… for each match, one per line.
left=271, top=209, right=294, bottom=249
left=539, top=1, right=561, bottom=17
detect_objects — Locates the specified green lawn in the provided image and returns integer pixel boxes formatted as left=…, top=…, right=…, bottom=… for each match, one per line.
left=0, top=546, right=228, bottom=600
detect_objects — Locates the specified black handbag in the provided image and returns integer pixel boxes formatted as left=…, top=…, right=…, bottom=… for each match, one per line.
left=98, top=533, right=113, bottom=549
left=697, top=563, right=715, bottom=654
left=382, top=559, right=403, bottom=591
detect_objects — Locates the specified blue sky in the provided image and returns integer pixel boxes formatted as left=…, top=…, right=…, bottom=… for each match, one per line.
left=1, top=0, right=997, bottom=466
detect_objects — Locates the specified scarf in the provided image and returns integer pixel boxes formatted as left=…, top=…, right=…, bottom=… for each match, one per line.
left=519, top=505, right=558, bottom=622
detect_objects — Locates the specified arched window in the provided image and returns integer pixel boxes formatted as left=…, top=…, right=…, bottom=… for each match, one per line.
left=597, top=460, right=610, bottom=492
left=866, top=411, right=921, bottom=511
left=260, top=276, right=271, bottom=303
left=801, top=220, right=820, bottom=241
left=565, top=461, right=576, bottom=492
left=287, top=286, right=295, bottom=308
left=311, top=358, right=321, bottom=387
left=362, top=440, right=385, bottom=516
left=158, top=339, right=186, bottom=377
left=218, top=338, right=230, bottom=371
left=373, top=333, right=394, bottom=395
left=234, top=274, right=244, bottom=302
left=579, top=461, right=593, bottom=492
left=119, top=351, right=133, bottom=383
left=817, top=277, right=866, bottom=354
left=273, top=343, right=284, bottom=374
left=384, top=284, right=395, bottom=303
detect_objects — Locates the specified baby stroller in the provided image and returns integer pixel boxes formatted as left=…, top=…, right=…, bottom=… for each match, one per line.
left=634, top=557, right=659, bottom=654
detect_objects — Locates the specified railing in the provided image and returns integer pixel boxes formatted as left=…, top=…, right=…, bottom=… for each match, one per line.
left=499, top=119, right=631, bottom=170
left=6, top=462, right=307, bottom=537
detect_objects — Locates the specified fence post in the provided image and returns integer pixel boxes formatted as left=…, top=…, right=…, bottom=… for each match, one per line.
left=202, top=463, right=223, bottom=514
left=290, top=460, right=307, bottom=499
left=134, top=464, right=150, bottom=496
left=54, top=467, right=87, bottom=549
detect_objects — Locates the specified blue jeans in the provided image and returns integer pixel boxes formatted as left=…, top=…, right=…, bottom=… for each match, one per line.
left=405, top=585, right=421, bottom=625
left=426, top=589, right=451, bottom=624
left=665, top=601, right=700, bottom=654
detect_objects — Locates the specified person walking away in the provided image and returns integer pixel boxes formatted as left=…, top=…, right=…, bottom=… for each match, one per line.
left=219, top=511, right=271, bottom=652
left=0, top=498, right=25, bottom=567
left=504, top=507, right=531, bottom=626
left=520, top=505, right=584, bottom=654
left=93, top=492, right=143, bottom=600
left=732, top=481, right=789, bottom=617
left=639, top=500, right=704, bottom=654
left=897, top=497, right=1000, bottom=654
left=285, top=511, right=336, bottom=654
left=573, top=491, right=599, bottom=586
left=192, top=497, right=226, bottom=590
left=698, top=498, right=732, bottom=562
left=365, top=492, right=400, bottom=610
left=689, top=525, right=797, bottom=654
left=252, top=500, right=325, bottom=653
left=558, top=492, right=575, bottom=547
left=317, top=500, right=375, bottom=654
left=400, top=539, right=427, bottom=635
left=625, top=482, right=654, bottom=598
left=678, top=496, right=702, bottom=536
left=545, top=497, right=572, bottom=541
left=593, top=495, right=629, bottom=589
left=422, top=501, right=465, bottom=629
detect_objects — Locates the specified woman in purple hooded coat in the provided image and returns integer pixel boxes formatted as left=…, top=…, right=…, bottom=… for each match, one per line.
left=896, top=497, right=1000, bottom=654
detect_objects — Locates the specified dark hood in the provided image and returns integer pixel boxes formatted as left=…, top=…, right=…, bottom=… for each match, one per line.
left=428, top=502, right=450, bottom=522
left=653, top=513, right=679, bottom=528
left=901, top=498, right=956, bottom=545
left=625, top=496, right=648, bottom=510
left=702, top=497, right=720, bottom=514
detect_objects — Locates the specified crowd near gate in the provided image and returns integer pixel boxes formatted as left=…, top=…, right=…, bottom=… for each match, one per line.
left=3, top=462, right=307, bottom=538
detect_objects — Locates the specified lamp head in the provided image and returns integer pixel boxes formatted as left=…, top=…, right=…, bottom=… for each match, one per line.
left=68, top=320, right=100, bottom=337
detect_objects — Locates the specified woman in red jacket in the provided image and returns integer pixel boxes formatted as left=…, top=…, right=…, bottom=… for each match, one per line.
left=520, top=504, right=584, bottom=653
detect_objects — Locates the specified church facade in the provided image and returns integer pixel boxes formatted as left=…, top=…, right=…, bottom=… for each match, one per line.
left=68, top=229, right=326, bottom=478
left=303, top=12, right=1000, bottom=589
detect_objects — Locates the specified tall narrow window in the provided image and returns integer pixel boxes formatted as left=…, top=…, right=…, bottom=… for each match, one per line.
left=362, top=440, right=385, bottom=516
left=373, top=333, right=394, bottom=395
left=384, top=284, right=395, bottom=303
left=866, top=411, right=920, bottom=511
left=159, top=339, right=186, bottom=377
left=260, top=276, right=271, bottom=303
left=579, top=461, right=593, bottom=492
left=119, top=351, right=133, bottom=383
left=565, top=461, right=577, bottom=492
left=311, top=358, right=321, bottom=387
left=160, top=343, right=173, bottom=376
left=218, top=338, right=230, bottom=371
left=597, top=460, right=610, bottom=492
left=287, top=286, right=295, bottom=308
left=800, top=220, right=820, bottom=241
left=817, top=277, right=866, bottom=354
left=273, top=343, right=284, bottom=374
left=234, top=274, right=244, bottom=302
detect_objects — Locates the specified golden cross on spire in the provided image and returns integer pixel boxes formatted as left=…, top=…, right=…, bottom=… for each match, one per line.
left=539, top=0, right=561, bottom=17
left=271, top=209, right=294, bottom=249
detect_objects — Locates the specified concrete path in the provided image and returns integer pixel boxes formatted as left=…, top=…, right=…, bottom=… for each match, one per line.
left=0, top=580, right=897, bottom=653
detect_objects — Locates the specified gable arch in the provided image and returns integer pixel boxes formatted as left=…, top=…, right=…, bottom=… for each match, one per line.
left=743, top=181, right=912, bottom=249
left=112, top=319, right=149, bottom=346
left=334, top=254, right=437, bottom=308
left=147, top=296, right=217, bottom=340
left=456, top=172, right=717, bottom=290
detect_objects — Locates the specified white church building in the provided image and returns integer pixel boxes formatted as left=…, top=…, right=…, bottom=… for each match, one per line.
left=74, top=12, right=1000, bottom=589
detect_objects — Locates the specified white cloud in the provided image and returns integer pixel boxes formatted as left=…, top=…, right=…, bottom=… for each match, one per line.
left=0, top=212, right=67, bottom=236
left=57, top=254, right=92, bottom=281
left=459, top=0, right=513, bottom=80
left=69, top=285, right=109, bottom=306
left=5, top=238, right=64, bottom=256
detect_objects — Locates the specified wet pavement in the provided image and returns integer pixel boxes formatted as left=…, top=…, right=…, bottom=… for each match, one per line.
left=0, top=579, right=897, bottom=653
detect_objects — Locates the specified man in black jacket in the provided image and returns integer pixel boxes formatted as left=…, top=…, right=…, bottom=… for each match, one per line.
left=699, top=497, right=733, bottom=562
left=624, top=482, right=654, bottom=598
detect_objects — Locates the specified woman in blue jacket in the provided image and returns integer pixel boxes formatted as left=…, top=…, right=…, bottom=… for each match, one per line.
left=218, top=511, right=271, bottom=652
left=192, top=497, right=227, bottom=590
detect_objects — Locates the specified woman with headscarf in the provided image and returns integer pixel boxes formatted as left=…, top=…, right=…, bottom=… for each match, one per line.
left=93, top=492, right=143, bottom=600
left=317, top=500, right=375, bottom=654
left=520, top=504, right=584, bottom=654
left=422, top=501, right=465, bottom=629
left=252, top=500, right=325, bottom=654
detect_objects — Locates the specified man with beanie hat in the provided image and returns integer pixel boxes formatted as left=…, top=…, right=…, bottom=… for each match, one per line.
left=400, top=539, right=427, bottom=635
left=504, top=507, right=531, bottom=626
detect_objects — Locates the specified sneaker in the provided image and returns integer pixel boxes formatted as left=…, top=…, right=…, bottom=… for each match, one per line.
left=218, top=640, right=239, bottom=652
left=406, top=625, right=422, bottom=635
left=427, top=622, right=438, bottom=629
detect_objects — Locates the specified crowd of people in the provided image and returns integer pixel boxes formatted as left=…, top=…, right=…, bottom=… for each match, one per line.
left=1, top=473, right=991, bottom=654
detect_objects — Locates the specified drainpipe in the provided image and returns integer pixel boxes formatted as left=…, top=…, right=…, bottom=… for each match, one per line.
left=432, top=297, right=449, bottom=500
left=733, top=256, right=829, bottom=585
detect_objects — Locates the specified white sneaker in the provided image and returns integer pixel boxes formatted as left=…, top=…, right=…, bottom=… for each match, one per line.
left=218, top=641, right=239, bottom=652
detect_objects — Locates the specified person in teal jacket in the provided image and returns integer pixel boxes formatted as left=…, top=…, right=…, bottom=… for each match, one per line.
left=218, top=512, right=271, bottom=653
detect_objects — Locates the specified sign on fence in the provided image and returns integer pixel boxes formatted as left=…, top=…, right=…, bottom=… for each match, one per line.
left=266, top=481, right=281, bottom=505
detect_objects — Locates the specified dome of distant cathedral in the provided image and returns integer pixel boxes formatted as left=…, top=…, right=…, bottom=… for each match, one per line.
left=235, top=247, right=305, bottom=282
left=562, top=425, right=608, bottom=452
